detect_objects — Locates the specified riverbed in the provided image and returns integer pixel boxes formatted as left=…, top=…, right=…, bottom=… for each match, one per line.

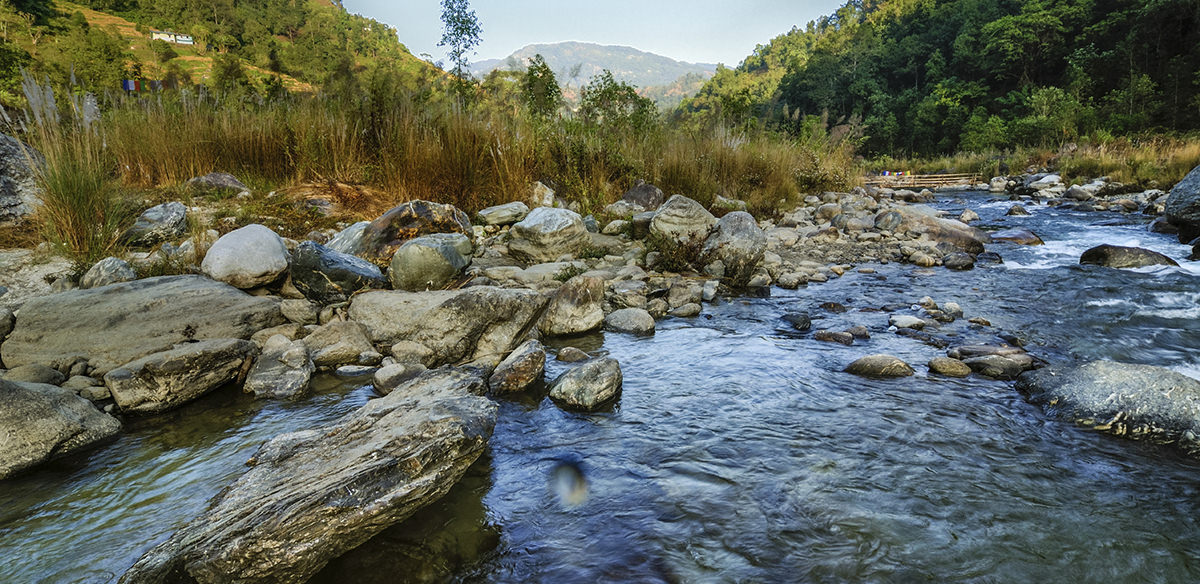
left=3, top=191, right=1199, bottom=583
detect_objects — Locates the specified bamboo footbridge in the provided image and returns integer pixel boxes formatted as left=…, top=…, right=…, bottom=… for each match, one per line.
left=865, top=172, right=981, bottom=189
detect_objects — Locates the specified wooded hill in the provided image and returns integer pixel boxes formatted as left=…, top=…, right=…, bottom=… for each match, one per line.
left=0, top=0, right=432, bottom=107
left=679, top=0, right=1200, bottom=156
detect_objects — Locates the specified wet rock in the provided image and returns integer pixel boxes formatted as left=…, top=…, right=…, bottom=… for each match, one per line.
left=476, top=202, right=529, bottom=226
left=846, top=325, right=871, bottom=339
left=303, top=321, right=378, bottom=368
left=1, top=276, right=282, bottom=376
left=1006, top=204, right=1031, bottom=216
left=889, top=206, right=991, bottom=254
left=79, top=257, right=138, bottom=290
left=604, top=308, right=655, bottom=335
left=488, top=339, right=545, bottom=393
left=1016, top=361, right=1200, bottom=452
left=121, top=368, right=496, bottom=584
left=819, top=302, right=848, bottom=313
left=389, top=234, right=470, bottom=291
left=783, top=312, right=812, bottom=331
left=186, top=172, right=248, bottom=193
left=669, top=303, right=702, bottom=317
left=959, top=209, right=980, bottom=223
left=4, top=363, right=66, bottom=385
left=554, top=348, right=590, bottom=363
left=928, top=357, right=971, bottom=378
left=650, top=195, right=717, bottom=245
left=202, top=224, right=291, bottom=289
left=889, top=315, right=925, bottom=330
left=1164, top=164, right=1200, bottom=242
left=122, top=202, right=187, bottom=247
left=0, top=380, right=120, bottom=479
left=348, top=287, right=548, bottom=369
left=290, top=241, right=386, bottom=304
left=1079, top=244, right=1179, bottom=269
left=991, top=228, right=1044, bottom=245
left=1148, top=217, right=1179, bottom=235
left=105, top=339, right=257, bottom=415
left=699, top=211, right=766, bottom=287
left=538, top=275, right=604, bottom=337
left=622, top=181, right=665, bottom=211
left=942, top=252, right=975, bottom=271
left=508, top=207, right=590, bottom=263
left=989, top=176, right=1008, bottom=192
left=845, top=354, right=914, bottom=378
left=963, top=355, right=1026, bottom=380
left=372, top=362, right=427, bottom=395
left=976, top=251, right=1004, bottom=264
left=244, top=336, right=314, bottom=399
left=549, top=357, right=622, bottom=410
left=814, top=330, right=854, bottom=345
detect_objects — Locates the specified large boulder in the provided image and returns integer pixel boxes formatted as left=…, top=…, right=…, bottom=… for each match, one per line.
left=604, top=307, right=655, bottom=335
left=488, top=339, right=545, bottom=393
left=121, top=202, right=187, bottom=247
left=0, top=132, right=42, bottom=221
left=388, top=234, right=470, bottom=291
left=699, top=211, right=766, bottom=287
left=120, top=368, right=496, bottom=584
left=1079, top=244, right=1179, bottom=269
left=1016, top=361, right=1200, bottom=453
left=325, top=221, right=370, bottom=256
left=845, top=354, right=915, bottom=378
left=79, top=257, right=137, bottom=289
left=549, top=357, right=623, bottom=411
left=201, top=224, right=291, bottom=289
left=303, top=321, right=379, bottom=368
left=356, top=200, right=471, bottom=266
left=649, top=195, right=717, bottom=245
left=537, top=275, right=604, bottom=337
left=290, top=241, right=386, bottom=304
left=1164, top=164, right=1200, bottom=242
left=1, top=276, right=282, bottom=376
left=104, top=339, right=258, bottom=415
left=0, top=379, right=120, bottom=480
left=476, top=201, right=529, bottom=226
left=886, top=205, right=991, bottom=254
left=508, top=207, right=589, bottom=263
left=348, top=287, right=548, bottom=369
left=243, top=335, right=314, bottom=399
left=622, top=181, right=665, bottom=211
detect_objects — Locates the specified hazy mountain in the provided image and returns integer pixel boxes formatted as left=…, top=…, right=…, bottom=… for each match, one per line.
left=472, top=41, right=715, bottom=90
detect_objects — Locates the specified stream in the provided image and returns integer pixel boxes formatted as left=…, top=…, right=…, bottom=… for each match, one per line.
left=3, top=191, right=1200, bottom=583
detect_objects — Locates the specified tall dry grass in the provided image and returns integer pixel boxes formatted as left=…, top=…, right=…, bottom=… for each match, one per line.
left=96, top=89, right=857, bottom=217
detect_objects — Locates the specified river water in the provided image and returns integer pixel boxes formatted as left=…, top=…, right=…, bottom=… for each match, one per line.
left=3, top=191, right=1200, bottom=583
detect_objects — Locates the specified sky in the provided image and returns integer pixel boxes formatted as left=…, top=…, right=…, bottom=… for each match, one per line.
left=340, top=0, right=846, bottom=67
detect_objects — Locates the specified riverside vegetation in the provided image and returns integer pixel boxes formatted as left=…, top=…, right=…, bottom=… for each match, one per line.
left=4, top=0, right=1200, bottom=582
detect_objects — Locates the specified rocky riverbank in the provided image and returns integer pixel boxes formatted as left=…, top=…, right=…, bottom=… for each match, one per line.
left=3, top=160, right=1200, bottom=581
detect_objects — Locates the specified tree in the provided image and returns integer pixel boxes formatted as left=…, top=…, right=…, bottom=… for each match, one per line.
left=579, top=70, right=656, bottom=131
left=437, top=0, right=481, bottom=95
left=521, top=54, right=561, bottom=119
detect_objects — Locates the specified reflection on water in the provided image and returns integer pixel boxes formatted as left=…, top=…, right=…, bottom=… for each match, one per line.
left=2, top=193, right=1200, bottom=583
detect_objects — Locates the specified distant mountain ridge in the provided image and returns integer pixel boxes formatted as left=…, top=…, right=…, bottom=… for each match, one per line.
left=471, top=41, right=715, bottom=91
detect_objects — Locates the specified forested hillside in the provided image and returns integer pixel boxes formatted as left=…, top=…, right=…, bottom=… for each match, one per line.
left=680, top=0, right=1200, bottom=156
left=0, top=0, right=431, bottom=106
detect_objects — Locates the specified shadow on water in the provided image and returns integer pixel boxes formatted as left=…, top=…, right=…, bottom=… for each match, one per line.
left=3, top=192, right=1200, bottom=583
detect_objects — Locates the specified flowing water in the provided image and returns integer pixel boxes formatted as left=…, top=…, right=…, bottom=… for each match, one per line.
left=3, top=192, right=1200, bottom=583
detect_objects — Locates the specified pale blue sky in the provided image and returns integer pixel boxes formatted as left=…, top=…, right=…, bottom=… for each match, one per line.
left=341, top=0, right=846, bottom=67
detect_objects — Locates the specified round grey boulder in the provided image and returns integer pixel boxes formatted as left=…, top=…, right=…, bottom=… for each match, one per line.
left=508, top=207, right=589, bottom=263
left=202, top=224, right=291, bottom=289
left=650, top=195, right=717, bottom=245
left=550, top=357, right=623, bottom=410
left=604, top=308, right=655, bottom=335
left=699, top=211, right=766, bottom=287
left=1080, top=244, right=1179, bottom=269
left=388, top=234, right=470, bottom=291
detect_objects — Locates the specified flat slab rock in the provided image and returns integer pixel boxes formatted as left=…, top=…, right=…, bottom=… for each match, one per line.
left=120, top=368, right=497, bottom=584
left=1016, top=360, right=1200, bottom=453
left=1, top=275, right=283, bottom=376
left=0, top=379, right=120, bottom=479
